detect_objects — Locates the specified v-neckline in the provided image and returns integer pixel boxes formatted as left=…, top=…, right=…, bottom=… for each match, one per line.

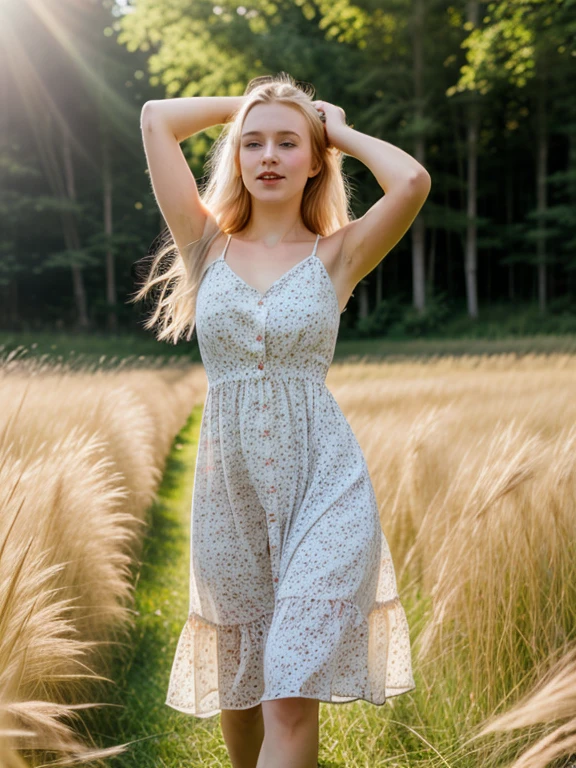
left=220, top=233, right=321, bottom=299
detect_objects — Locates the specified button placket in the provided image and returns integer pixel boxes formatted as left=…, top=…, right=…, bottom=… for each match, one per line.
left=256, top=299, right=280, bottom=587
left=256, top=301, right=267, bottom=375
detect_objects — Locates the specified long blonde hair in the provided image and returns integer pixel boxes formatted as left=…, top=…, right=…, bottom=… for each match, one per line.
left=130, top=72, right=355, bottom=345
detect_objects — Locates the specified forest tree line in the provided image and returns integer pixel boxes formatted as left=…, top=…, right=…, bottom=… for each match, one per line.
left=1, top=0, right=575, bottom=340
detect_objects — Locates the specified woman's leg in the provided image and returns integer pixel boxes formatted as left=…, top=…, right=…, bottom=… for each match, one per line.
left=256, top=697, right=319, bottom=768
left=220, top=703, right=265, bottom=768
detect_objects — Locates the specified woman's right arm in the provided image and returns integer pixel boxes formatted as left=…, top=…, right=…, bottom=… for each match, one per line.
left=140, top=96, right=245, bottom=253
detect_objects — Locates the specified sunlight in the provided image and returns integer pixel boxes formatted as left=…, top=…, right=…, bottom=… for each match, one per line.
left=0, top=0, right=140, bottom=168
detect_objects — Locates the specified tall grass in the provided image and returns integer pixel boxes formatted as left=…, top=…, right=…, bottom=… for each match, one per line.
left=0, top=353, right=207, bottom=767
left=2, top=347, right=575, bottom=767
left=325, top=353, right=576, bottom=766
left=85, top=350, right=576, bottom=768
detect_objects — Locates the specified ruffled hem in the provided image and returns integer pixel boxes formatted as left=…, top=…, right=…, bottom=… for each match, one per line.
left=165, top=594, right=415, bottom=719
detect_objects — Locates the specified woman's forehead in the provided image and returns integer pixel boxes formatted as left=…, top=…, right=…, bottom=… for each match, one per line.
left=243, top=103, right=307, bottom=134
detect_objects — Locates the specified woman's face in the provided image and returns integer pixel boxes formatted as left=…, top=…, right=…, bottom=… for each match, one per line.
left=238, top=102, right=319, bottom=200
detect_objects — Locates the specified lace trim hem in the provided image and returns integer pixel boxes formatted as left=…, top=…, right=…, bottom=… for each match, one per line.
left=165, top=594, right=415, bottom=718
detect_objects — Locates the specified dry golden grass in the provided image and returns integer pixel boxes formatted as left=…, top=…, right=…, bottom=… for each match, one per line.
left=474, top=645, right=576, bottom=768
left=0, top=356, right=206, bottom=768
left=326, top=352, right=576, bottom=767
left=2, top=350, right=576, bottom=767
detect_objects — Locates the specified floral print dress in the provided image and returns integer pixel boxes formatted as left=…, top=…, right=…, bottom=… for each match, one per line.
left=165, top=232, right=416, bottom=718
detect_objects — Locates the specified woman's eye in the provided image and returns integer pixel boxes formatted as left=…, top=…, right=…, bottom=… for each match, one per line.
left=245, top=142, right=295, bottom=148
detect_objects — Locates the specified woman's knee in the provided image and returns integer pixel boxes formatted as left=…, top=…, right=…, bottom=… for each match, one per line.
left=221, top=702, right=263, bottom=726
left=261, top=697, right=319, bottom=734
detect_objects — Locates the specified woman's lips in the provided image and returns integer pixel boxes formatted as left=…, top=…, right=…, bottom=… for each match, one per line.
left=258, top=176, right=284, bottom=184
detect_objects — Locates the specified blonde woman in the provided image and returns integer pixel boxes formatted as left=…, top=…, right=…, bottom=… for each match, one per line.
left=137, top=72, right=430, bottom=768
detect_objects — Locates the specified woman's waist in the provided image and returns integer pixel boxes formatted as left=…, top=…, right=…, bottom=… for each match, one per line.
left=206, top=367, right=329, bottom=391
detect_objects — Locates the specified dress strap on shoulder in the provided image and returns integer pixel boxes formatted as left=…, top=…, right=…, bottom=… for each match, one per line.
left=312, top=233, right=321, bottom=257
left=221, top=233, right=232, bottom=261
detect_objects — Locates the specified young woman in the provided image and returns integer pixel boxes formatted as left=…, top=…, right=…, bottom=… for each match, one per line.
left=137, top=72, right=430, bottom=768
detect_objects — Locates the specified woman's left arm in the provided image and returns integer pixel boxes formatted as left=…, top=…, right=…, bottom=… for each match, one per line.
left=314, top=101, right=431, bottom=282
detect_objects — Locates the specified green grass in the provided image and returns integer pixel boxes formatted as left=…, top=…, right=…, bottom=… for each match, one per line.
left=86, top=406, right=230, bottom=766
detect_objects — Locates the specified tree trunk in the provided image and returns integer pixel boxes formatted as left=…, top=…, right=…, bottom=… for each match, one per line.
left=102, top=146, right=116, bottom=331
left=375, top=261, right=383, bottom=305
left=61, top=126, right=90, bottom=329
left=358, top=280, right=370, bottom=319
left=464, top=0, right=480, bottom=319
left=96, top=52, right=117, bottom=332
left=411, top=0, right=427, bottom=313
left=426, top=227, right=435, bottom=294
left=506, top=161, right=515, bottom=301
left=535, top=66, right=548, bottom=314
left=568, top=125, right=576, bottom=295
left=1, top=283, right=19, bottom=328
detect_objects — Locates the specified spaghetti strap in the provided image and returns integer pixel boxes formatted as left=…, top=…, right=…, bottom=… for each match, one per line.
left=311, top=233, right=321, bottom=257
left=221, top=233, right=232, bottom=262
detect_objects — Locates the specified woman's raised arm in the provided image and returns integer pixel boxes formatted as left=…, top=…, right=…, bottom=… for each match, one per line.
left=140, top=96, right=245, bottom=253
left=142, top=96, right=245, bottom=142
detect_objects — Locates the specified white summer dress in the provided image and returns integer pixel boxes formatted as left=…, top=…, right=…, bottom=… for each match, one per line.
left=165, top=232, right=416, bottom=718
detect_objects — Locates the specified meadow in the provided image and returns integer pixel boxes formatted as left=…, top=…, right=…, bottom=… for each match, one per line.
left=0, top=351, right=207, bottom=767
left=1, top=341, right=575, bottom=768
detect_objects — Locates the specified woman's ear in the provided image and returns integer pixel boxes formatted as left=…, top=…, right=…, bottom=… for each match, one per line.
left=309, top=163, right=321, bottom=178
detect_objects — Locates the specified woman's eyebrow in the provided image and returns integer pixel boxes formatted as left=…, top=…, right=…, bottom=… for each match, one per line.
left=242, top=130, right=301, bottom=138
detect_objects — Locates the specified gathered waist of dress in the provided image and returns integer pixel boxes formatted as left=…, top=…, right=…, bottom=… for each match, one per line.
left=207, top=369, right=328, bottom=390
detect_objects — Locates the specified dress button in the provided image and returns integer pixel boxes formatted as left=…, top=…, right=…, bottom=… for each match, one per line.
left=273, top=577, right=278, bottom=582
left=258, top=300, right=264, bottom=306
left=258, top=362, right=264, bottom=369
left=256, top=335, right=262, bottom=341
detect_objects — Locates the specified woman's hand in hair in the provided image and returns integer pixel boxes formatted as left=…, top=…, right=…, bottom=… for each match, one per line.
left=312, top=100, right=348, bottom=147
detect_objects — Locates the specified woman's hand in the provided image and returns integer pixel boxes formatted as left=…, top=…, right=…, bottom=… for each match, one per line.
left=312, top=100, right=349, bottom=147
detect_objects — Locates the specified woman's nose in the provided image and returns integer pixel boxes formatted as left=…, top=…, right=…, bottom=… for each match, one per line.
left=262, top=142, right=278, bottom=161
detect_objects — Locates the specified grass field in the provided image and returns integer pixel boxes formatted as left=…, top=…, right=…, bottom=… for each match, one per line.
left=3, top=336, right=575, bottom=768
left=85, top=407, right=425, bottom=768
left=83, top=348, right=576, bottom=768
